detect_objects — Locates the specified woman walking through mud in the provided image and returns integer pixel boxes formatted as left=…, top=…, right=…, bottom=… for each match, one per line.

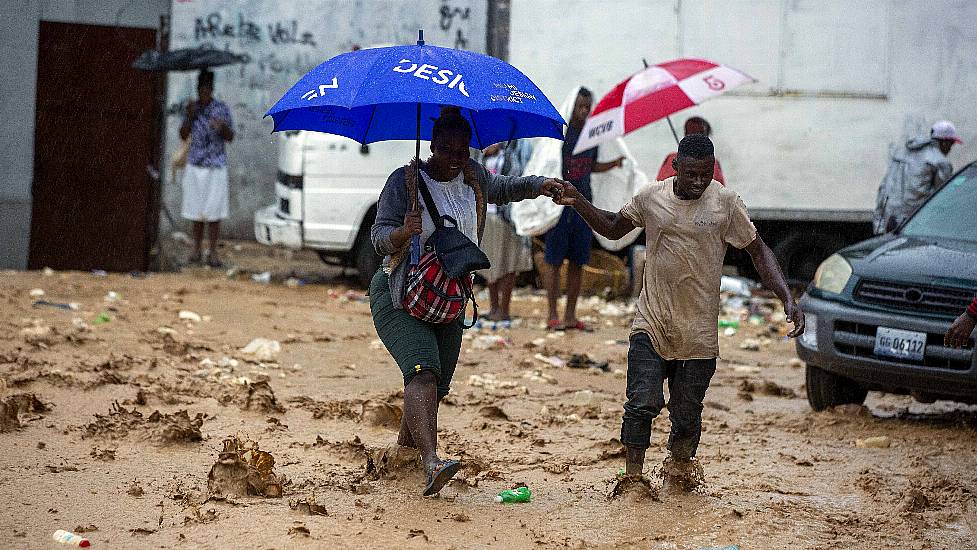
left=369, top=109, right=566, bottom=495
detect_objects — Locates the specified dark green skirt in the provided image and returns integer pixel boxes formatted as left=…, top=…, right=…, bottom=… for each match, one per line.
left=369, top=270, right=463, bottom=398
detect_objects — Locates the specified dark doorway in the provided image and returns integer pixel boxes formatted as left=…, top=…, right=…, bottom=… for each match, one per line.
left=29, top=21, right=160, bottom=272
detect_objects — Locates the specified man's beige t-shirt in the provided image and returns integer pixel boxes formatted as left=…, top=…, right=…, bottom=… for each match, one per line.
left=621, top=178, right=757, bottom=360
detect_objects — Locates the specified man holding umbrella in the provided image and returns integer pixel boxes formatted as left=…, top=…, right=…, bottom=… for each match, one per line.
left=180, top=69, right=235, bottom=267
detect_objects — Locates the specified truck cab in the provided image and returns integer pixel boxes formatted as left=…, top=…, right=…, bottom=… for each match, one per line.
left=254, top=131, right=425, bottom=286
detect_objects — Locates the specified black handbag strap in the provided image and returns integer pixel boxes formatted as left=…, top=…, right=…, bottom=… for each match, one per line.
left=416, top=174, right=445, bottom=229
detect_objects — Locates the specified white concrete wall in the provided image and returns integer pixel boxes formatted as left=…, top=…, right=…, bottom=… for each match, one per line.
left=0, top=0, right=167, bottom=269
left=163, top=0, right=488, bottom=239
left=510, top=0, right=977, bottom=218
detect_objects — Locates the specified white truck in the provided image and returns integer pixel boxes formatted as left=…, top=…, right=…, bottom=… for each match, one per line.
left=254, top=130, right=419, bottom=287
left=256, top=0, right=977, bottom=285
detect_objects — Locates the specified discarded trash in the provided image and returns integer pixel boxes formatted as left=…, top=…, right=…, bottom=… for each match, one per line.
left=529, top=337, right=548, bottom=348
left=343, top=290, right=368, bottom=302
left=33, top=300, right=77, bottom=311
left=598, top=303, right=628, bottom=317
left=42, top=267, right=55, bottom=277
left=284, top=277, right=303, bottom=288
left=718, top=319, right=739, bottom=329
left=467, top=373, right=526, bottom=393
left=855, top=436, right=891, bottom=449
left=748, top=314, right=765, bottom=326
left=178, top=310, right=202, bottom=323
left=522, top=369, right=557, bottom=384
left=733, top=365, right=761, bottom=374
left=613, top=368, right=626, bottom=379
left=572, top=390, right=595, bottom=407
left=495, top=486, right=531, bottom=503
left=739, top=339, right=761, bottom=351
left=567, top=354, right=609, bottom=372
left=722, top=327, right=737, bottom=337
left=252, top=272, right=272, bottom=284
left=29, top=288, right=46, bottom=298
left=91, top=270, right=108, bottom=277
left=472, top=335, right=513, bottom=350
left=720, top=276, right=754, bottom=297
left=53, top=529, right=91, bottom=547
left=92, top=312, right=112, bottom=325
left=534, top=354, right=566, bottom=368
left=104, top=291, right=120, bottom=302
left=240, top=338, right=281, bottom=362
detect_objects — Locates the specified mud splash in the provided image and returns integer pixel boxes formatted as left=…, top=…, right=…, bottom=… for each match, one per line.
left=82, top=402, right=204, bottom=444
left=207, top=437, right=285, bottom=498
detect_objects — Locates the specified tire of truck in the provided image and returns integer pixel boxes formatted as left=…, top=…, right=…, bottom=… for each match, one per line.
left=772, top=230, right=846, bottom=283
left=805, top=364, right=867, bottom=411
left=353, top=208, right=380, bottom=288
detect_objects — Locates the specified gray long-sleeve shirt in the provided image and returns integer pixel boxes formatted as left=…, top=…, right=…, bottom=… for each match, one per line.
left=371, top=158, right=545, bottom=307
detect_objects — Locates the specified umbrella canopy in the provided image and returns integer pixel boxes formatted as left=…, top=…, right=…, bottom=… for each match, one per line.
left=573, top=58, right=754, bottom=153
left=265, top=38, right=564, bottom=147
left=132, top=46, right=247, bottom=72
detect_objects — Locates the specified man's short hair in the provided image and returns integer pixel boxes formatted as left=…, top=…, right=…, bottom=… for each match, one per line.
left=198, top=69, right=215, bottom=89
left=676, top=133, right=714, bottom=160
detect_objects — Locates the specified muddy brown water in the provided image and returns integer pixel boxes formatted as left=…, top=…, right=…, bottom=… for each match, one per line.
left=1, top=266, right=976, bottom=549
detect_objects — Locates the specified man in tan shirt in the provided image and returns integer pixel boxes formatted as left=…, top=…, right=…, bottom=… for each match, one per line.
left=555, top=134, right=803, bottom=494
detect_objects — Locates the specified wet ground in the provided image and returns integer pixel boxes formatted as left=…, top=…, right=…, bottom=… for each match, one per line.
left=2, top=244, right=975, bottom=549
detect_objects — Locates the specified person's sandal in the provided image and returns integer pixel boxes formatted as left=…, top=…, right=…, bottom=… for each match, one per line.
left=422, top=459, right=461, bottom=496
left=565, top=320, right=593, bottom=332
left=546, top=319, right=565, bottom=331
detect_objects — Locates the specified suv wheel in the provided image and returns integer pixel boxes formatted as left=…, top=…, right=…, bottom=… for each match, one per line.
left=805, top=364, right=867, bottom=411
left=353, top=232, right=380, bottom=289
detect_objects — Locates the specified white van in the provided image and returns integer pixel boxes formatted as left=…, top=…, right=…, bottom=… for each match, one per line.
left=254, top=130, right=425, bottom=286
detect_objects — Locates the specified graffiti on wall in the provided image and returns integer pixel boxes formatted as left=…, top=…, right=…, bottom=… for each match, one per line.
left=163, top=0, right=487, bottom=238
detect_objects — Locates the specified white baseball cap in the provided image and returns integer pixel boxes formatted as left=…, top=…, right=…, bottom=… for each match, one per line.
left=931, top=120, right=963, bottom=144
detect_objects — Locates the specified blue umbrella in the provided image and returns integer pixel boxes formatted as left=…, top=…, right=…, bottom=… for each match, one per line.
left=266, top=32, right=564, bottom=146
left=266, top=31, right=565, bottom=264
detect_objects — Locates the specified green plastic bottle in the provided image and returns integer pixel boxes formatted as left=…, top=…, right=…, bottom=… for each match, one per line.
left=495, top=486, right=531, bottom=503
left=718, top=319, right=739, bottom=329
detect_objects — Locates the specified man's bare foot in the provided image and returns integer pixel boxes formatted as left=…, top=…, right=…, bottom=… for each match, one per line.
left=660, top=456, right=705, bottom=494
left=609, top=474, right=658, bottom=501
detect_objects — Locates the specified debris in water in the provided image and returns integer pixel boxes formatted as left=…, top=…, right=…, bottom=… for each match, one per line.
left=207, top=437, right=284, bottom=498
left=290, top=494, right=328, bottom=516
left=855, top=436, right=891, bottom=449
left=178, top=310, right=202, bottom=323
left=240, top=338, right=281, bottom=361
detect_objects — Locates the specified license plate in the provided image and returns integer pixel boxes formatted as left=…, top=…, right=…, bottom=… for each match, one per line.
left=874, top=327, right=927, bottom=361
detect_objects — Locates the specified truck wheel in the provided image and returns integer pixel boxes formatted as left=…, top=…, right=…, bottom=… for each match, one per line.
left=353, top=232, right=380, bottom=288
left=773, top=231, right=845, bottom=282
left=805, top=364, right=867, bottom=411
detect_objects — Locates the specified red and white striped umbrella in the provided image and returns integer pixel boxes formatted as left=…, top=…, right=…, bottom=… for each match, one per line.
left=573, top=58, right=755, bottom=154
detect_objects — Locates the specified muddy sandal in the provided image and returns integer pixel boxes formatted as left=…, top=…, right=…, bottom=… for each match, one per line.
left=422, top=459, right=461, bottom=496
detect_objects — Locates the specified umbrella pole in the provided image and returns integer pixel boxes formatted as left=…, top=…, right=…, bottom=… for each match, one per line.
left=666, top=116, right=680, bottom=145
left=410, top=102, right=422, bottom=266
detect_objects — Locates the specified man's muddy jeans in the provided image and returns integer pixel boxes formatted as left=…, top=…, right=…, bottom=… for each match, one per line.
left=620, top=332, right=717, bottom=459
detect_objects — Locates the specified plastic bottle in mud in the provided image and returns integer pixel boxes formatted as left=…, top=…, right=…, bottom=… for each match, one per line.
left=495, top=486, right=531, bottom=503
left=53, top=530, right=91, bottom=547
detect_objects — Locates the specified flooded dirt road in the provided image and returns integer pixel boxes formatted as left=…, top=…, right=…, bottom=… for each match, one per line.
left=2, top=262, right=975, bottom=549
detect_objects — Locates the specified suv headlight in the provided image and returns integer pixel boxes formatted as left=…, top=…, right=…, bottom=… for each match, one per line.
left=813, top=254, right=852, bottom=294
